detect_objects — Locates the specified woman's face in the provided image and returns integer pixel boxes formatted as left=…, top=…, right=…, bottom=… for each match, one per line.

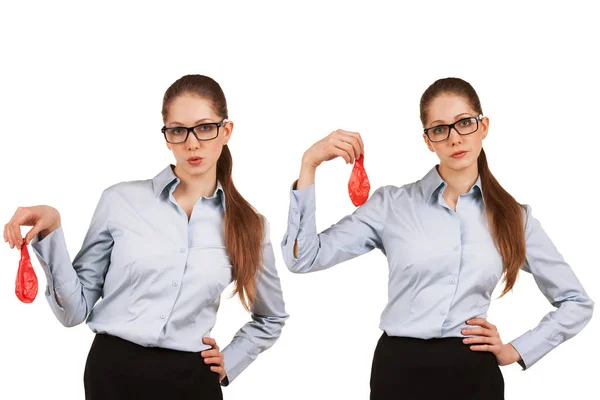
left=423, top=94, right=488, bottom=173
left=163, top=94, right=233, bottom=179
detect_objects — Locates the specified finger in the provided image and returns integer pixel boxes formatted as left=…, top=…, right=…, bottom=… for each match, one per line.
left=329, top=146, right=352, bottom=164
left=203, top=357, right=222, bottom=365
left=469, top=344, right=497, bottom=352
left=467, top=318, right=495, bottom=330
left=8, top=222, right=23, bottom=249
left=201, top=349, right=220, bottom=358
left=5, top=223, right=14, bottom=248
left=336, top=140, right=357, bottom=163
left=210, top=366, right=224, bottom=374
left=7, top=208, right=26, bottom=248
left=462, top=327, right=495, bottom=337
left=339, top=133, right=362, bottom=160
left=356, top=132, right=365, bottom=155
left=12, top=224, right=24, bottom=249
left=338, top=130, right=365, bottom=156
left=202, top=337, right=217, bottom=348
left=327, top=135, right=355, bottom=163
left=3, top=225, right=8, bottom=244
left=4, top=226, right=15, bottom=249
left=463, top=336, right=501, bottom=345
left=9, top=207, right=28, bottom=226
left=334, top=131, right=361, bottom=160
left=25, top=224, right=44, bottom=245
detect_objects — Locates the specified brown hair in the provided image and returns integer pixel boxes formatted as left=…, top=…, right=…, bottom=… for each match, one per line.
left=162, top=74, right=264, bottom=310
left=420, top=77, right=526, bottom=296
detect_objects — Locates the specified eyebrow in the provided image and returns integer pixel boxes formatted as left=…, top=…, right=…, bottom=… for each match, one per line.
left=167, top=118, right=215, bottom=127
left=428, top=113, right=473, bottom=127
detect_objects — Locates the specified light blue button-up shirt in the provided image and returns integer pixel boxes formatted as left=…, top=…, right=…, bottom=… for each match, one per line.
left=281, top=165, right=593, bottom=369
left=32, top=165, right=288, bottom=383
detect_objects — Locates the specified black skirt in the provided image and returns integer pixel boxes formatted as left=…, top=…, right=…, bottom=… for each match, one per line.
left=84, top=334, right=223, bottom=400
left=370, top=333, right=504, bottom=400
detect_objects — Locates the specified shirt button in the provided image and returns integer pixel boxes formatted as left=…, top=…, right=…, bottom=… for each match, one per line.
left=440, top=309, right=446, bottom=315
left=180, top=248, right=187, bottom=253
left=172, top=281, right=178, bottom=287
left=160, top=313, right=166, bottom=319
left=449, top=277, right=456, bottom=284
left=453, top=245, right=460, bottom=251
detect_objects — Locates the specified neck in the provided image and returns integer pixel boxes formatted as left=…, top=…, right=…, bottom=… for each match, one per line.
left=172, top=164, right=219, bottom=200
left=437, top=162, right=479, bottom=196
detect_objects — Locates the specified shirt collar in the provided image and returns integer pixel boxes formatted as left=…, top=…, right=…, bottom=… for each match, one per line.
left=152, top=165, right=226, bottom=209
left=420, top=165, right=483, bottom=204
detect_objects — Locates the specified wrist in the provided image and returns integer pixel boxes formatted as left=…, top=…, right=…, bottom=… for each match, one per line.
left=297, top=159, right=317, bottom=190
left=300, top=154, right=319, bottom=170
left=506, top=344, right=522, bottom=364
left=40, top=222, right=61, bottom=240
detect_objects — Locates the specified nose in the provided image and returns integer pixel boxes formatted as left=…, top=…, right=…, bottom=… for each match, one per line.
left=186, top=131, right=200, bottom=150
left=448, top=127, right=462, bottom=146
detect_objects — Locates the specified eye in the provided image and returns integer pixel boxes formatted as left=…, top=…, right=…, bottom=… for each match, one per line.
left=459, top=119, right=472, bottom=127
left=171, top=127, right=186, bottom=135
left=433, top=127, right=446, bottom=134
left=197, top=124, right=213, bottom=131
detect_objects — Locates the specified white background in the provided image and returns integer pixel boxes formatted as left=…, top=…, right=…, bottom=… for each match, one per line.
left=1, top=1, right=598, bottom=399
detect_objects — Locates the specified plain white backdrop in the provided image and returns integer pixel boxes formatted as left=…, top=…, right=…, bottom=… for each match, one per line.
left=1, top=1, right=598, bottom=399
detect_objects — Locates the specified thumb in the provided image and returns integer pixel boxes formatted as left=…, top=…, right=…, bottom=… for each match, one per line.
left=24, top=223, right=45, bottom=245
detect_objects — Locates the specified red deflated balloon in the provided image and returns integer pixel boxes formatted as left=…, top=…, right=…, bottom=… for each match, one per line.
left=15, top=241, right=38, bottom=303
left=348, top=154, right=370, bottom=206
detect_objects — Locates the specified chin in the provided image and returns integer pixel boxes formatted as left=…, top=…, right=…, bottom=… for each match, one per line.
left=186, top=161, right=218, bottom=176
left=187, top=166, right=211, bottom=176
left=446, top=156, right=476, bottom=171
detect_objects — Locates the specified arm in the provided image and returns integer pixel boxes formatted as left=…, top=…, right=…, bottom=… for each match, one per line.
left=221, top=218, right=289, bottom=385
left=30, top=189, right=114, bottom=327
left=509, top=205, right=594, bottom=369
left=281, top=183, right=386, bottom=273
left=281, top=128, right=379, bottom=272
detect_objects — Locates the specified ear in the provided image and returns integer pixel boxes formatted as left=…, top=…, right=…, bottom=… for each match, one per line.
left=480, top=116, right=489, bottom=140
left=222, top=120, right=234, bottom=145
left=423, top=134, right=435, bottom=152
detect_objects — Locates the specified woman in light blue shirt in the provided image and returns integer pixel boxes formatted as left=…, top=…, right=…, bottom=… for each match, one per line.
left=4, top=74, right=288, bottom=399
left=281, top=77, right=593, bottom=399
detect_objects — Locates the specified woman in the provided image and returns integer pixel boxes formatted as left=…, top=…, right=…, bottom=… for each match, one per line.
left=281, top=77, right=593, bottom=399
left=4, top=74, right=288, bottom=399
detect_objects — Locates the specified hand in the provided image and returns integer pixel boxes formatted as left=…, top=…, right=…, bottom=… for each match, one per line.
left=462, top=318, right=522, bottom=366
left=3, top=206, right=61, bottom=249
left=301, top=129, right=365, bottom=169
left=296, top=129, right=365, bottom=190
left=201, top=337, right=227, bottom=382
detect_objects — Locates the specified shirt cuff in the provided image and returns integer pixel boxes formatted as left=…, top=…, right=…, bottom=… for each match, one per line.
left=221, top=338, right=260, bottom=384
left=30, top=227, right=71, bottom=292
left=509, top=327, right=563, bottom=370
left=287, top=182, right=317, bottom=239
left=30, top=227, right=70, bottom=315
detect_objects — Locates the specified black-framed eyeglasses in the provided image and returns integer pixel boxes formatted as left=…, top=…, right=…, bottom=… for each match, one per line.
left=424, top=114, right=484, bottom=143
left=161, top=119, right=228, bottom=144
